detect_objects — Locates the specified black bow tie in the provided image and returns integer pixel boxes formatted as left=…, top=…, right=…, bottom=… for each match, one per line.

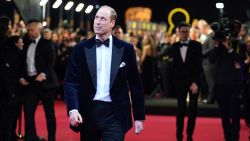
left=180, top=42, right=188, bottom=47
left=96, top=38, right=110, bottom=47
left=30, top=40, right=36, bottom=44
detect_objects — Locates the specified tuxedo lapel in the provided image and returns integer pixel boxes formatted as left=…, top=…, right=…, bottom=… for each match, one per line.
left=185, top=42, right=193, bottom=63
left=177, top=44, right=185, bottom=64
left=85, top=41, right=97, bottom=89
left=110, top=39, right=124, bottom=89
left=34, top=38, right=42, bottom=61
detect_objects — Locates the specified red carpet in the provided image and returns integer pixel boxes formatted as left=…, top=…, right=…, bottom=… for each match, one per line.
left=18, top=101, right=249, bottom=141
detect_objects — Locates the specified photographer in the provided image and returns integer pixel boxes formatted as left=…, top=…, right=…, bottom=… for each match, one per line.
left=209, top=31, right=242, bottom=141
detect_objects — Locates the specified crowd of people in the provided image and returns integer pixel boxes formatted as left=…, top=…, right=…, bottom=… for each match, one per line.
left=0, top=6, right=250, bottom=141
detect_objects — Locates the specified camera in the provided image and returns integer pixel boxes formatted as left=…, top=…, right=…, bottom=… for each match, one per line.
left=211, top=17, right=241, bottom=41
left=211, top=17, right=232, bottom=41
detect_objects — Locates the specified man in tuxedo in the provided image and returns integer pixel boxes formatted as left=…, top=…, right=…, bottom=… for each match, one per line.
left=64, top=5, right=145, bottom=141
left=169, top=22, right=202, bottom=141
left=19, top=20, right=58, bottom=141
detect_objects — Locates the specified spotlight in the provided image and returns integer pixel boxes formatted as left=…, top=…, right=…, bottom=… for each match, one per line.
left=39, top=0, right=48, bottom=6
left=75, top=3, right=84, bottom=12
left=52, top=0, right=62, bottom=9
left=65, top=1, right=74, bottom=11
left=85, top=5, right=94, bottom=14
left=216, top=2, right=224, bottom=9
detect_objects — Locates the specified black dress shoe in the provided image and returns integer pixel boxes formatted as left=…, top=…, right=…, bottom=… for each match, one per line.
left=187, top=137, right=193, bottom=141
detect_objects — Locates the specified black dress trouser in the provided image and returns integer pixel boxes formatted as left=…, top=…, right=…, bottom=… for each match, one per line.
left=175, top=83, right=199, bottom=141
left=24, top=77, right=56, bottom=141
left=215, top=83, right=241, bottom=141
left=80, top=101, right=124, bottom=141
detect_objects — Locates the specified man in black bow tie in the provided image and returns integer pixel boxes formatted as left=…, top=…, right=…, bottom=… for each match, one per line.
left=20, top=20, right=58, bottom=141
left=64, top=5, right=145, bottom=141
left=169, top=22, right=202, bottom=141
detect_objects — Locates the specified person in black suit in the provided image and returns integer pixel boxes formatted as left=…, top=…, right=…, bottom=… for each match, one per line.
left=169, top=22, right=202, bottom=141
left=19, top=20, right=58, bottom=141
left=209, top=34, right=242, bottom=141
left=64, top=5, right=145, bottom=141
left=0, top=16, right=12, bottom=141
left=1, top=35, right=24, bottom=141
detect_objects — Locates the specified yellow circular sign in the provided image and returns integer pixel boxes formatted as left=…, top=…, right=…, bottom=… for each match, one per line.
left=168, top=8, right=190, bottom=34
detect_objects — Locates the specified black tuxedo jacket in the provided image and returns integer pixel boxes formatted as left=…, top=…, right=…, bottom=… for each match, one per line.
left=64, top=36, right=145, bottom=133
left=209, top=43, right=242, bottom=85
left=22, top=37, right=58, bottom=89
left=169, top=40, right=202, bottom=85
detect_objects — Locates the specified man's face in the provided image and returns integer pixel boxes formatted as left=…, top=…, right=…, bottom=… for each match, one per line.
left=27, top=23, right=41, bottom=40
left=113, top=28, right=123, bottom=39
left=94, top=7, right=115, bottom=36
left=179, top=26, right=190, bottom=41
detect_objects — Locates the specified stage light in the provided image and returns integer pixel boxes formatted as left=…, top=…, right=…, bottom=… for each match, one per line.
left=75, top=3, right=84, bottom=12
left=85, top=5, right=94, bottom=14
left=52, top=0, right=62, bottom=9
left=65, top=1, right=74, bottom=11
left=39, top=0, right=48, bottom=6
left=216, top=2, right=224, bottom=9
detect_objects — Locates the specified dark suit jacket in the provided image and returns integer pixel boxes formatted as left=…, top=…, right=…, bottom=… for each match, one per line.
left=22, top=37, right=58, bottom=89
left=169, top=40, right=202, bottom=86
left=209, top=43, right=242, bottom=85
left=1, top=44, right=23, bottom=97
left=64, top=36, right=145, bottom=133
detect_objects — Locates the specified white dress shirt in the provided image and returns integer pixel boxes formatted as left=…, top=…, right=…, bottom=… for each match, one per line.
left=93, top=35, right=113, bottom=102
left=180, top=40, right=189, bottom=62
left=27, top=36, right=41, bottom=76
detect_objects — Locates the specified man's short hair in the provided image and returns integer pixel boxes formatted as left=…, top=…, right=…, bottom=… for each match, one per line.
left=110, top=8, right=117, bottom=21
left=178, top=22, right=190, bottom=29
left=101, top=5, right=117, bottom=21
left=113, top=25, right=123, bottom=31
left=0, top=16, right=10, bottom=37
left=27, top=19, right=41, bottom=25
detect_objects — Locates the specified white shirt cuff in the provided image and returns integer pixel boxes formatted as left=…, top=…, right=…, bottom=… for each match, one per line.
left=40, top=72, right=46, bottom=77
left=69, top=109, right=78, bottom=115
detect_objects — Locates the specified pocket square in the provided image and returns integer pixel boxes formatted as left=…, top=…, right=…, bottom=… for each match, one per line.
left=119, top=62, right=126, bottom=68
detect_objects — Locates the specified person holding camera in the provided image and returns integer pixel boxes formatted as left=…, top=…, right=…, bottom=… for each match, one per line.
left=209, top=34, right=242, bottom=141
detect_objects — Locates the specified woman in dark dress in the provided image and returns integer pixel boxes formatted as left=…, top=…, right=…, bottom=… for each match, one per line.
left=141, top=34, right=155, bottom=96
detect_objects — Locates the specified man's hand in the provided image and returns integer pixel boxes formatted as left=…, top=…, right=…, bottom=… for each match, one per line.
left=69, top=110, right=83, bottom=127
left=19, top=78, right=29, bottom=86
left=221, top=38, right=232, bottom=50
left=190, top=82, right=198, bottom=94
left=244, top=56, right=250, bottom=64
left=35, top=73, right=46, bottom=82
left=134, top=120, right=144, bottom=134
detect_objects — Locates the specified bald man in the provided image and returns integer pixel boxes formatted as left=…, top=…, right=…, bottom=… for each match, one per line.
left=20, top=20, right=58, bottom=141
